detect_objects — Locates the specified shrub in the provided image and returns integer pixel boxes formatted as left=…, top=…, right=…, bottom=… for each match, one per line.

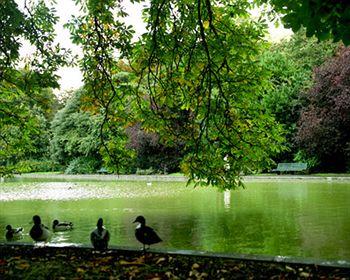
left=136, top=167, right=156, bottom=175
left=65, top=157, right=100, bottom=174
left=14, top=159, right=62, bottom=173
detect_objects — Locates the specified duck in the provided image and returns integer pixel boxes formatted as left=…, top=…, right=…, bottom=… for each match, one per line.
left=52, top=219, right=73, bottom=232
left=133, top=215, right=162, bottom=251
left=29, top=215, right=51, bottom=242
left=90, top=218, right=110, bottom=250
left=5, top=225, right=23, bottom=241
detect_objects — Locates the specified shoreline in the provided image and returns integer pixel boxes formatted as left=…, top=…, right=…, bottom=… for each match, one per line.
left=7, top=173, right=350, bottom=182
left=1, top=244, right=349, bottom=279
left=1, top=243, right=349, bottom=268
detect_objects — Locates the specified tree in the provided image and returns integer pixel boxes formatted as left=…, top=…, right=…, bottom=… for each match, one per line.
left=50, top=89, right=102, bottom=172
left=0, top=0, right=72, bottom=176
left=131, top=0, right=286, bottom=188
left=0, top=84, right=42, bottom=175
left=260, top=30, right=338, bottom=162
left=126, top=123, right=184, bottom=174
left=0, top=0, right=72, bottom=85
left=67, top=0, right=285, bottom=188
left=0, top=68, right=63, bottom=176
left=65, top=0, right=137, bottom=173
left=295, top=47, right=350, bottom=172
left=258, top=0, right=350, bottom=45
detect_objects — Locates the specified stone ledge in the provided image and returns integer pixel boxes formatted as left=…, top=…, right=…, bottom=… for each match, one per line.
left=2, top=242, right=349, bottom=268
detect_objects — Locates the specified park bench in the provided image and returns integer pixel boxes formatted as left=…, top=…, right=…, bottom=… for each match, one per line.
left=97, top=167, right=109, bottom=174
left=271, top=162, right=308, bottom=174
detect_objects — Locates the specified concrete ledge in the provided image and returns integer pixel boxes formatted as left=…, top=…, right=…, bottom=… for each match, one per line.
left=2, top=242, right=349, bottom=268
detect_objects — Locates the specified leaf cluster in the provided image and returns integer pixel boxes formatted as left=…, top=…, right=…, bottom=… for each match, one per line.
left=132, top=0, right=285, bottom=188
left=0, top=0, right=73, bottom=85
left=258, top=0, right=350, bottom=45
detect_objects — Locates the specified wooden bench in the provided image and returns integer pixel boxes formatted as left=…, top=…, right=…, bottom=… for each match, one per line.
left=271, top=162, right=308, bottom=174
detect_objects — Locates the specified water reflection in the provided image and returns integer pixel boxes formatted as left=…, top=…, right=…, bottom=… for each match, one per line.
left=0, top=179, right=349, bottom=262
left=224, top=190, right=231, bottom=209
left=51, top=232, right=70, bottom=243
left=0, top=181, right=186, bottom=201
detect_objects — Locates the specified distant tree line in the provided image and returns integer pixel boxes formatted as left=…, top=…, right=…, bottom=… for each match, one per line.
left=3, top=31, right=347, bottom=176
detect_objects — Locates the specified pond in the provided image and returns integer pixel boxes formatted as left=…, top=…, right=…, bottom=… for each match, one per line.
left=1, top=177, right=350, bottom=263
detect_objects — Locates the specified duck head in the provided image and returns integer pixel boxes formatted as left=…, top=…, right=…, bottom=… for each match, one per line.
left=133, top=215, right=146, bottom=225
left=97, top=218, right=104, bottom=229
left=53, top=220, right=59, bottom=227
left=33, top=215, right=41, bottom=225
left=6, top=225, right=12, bottom=231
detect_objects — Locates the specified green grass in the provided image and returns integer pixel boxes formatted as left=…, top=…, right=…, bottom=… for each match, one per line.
left=312, top=173, right=350, bottom=177
left=250, top=173, right=278, bottom=176
left=249, top=173, right=350, bottom=177
left=167, top=172, right=185, bottom=176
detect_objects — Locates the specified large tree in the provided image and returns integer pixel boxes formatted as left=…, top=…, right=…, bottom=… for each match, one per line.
left=0, top=0, right=72, bottom=176
left=296, top=47, right=350, bottom=172
left=67, top=0, right=285, bottom=189
left=260, top=30, right=338, bottom=162
left=50, top=89, right=102, bottom=170
left=0, top=69, right=62, bottom=176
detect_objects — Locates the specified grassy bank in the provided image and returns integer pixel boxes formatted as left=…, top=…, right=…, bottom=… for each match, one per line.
left=1, top=245, right=349, bottom=279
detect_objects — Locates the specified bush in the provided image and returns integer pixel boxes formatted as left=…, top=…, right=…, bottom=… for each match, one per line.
left=65, top=157, right=100, bottom=174
left=14, top=159, right=62, bottom=173
left=136, top=167, right=156, bottom=175
left=126, top=124, right=183, bottom=174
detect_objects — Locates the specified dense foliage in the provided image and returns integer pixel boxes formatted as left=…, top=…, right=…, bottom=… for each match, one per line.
left=50, top=89, right=102, bottom=173
left=126, top=124, right=184, bottom=174
left=50, top=89, right=183, bottom=174
left=0, top=70, right=61, bottom=175
left=0, top=0, right=71, bottom=176
left=258, top=0, right=350, bottom=45
left=65, top=0, right=287, bottom=188
left=2, top=0, right=350, bottom=186
left=135, top=0, right=287, bottom=188
left=296, top=47, right=350, bottom=172
left=260, top=30, right=338, bottom=163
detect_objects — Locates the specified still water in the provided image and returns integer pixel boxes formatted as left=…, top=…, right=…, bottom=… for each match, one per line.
left=1, top=178, right=349, bottom=261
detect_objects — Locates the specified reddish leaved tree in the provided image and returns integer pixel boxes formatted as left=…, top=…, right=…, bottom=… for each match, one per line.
left=126, top=123, right=184, bottom=173
left=296, top=47, right=350, bottom=171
